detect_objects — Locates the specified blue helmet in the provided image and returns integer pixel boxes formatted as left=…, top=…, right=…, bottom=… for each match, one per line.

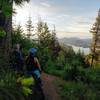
left=29, top=48, right=37, bottom=56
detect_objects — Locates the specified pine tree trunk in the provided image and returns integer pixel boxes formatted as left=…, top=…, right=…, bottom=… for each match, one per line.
left=0, top=3, right=12, bottom=67
left=4, top=16, right=12, bottom=63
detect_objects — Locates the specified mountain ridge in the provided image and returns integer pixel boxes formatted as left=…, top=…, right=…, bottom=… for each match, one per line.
left=58, top=37, right=92, bottom=48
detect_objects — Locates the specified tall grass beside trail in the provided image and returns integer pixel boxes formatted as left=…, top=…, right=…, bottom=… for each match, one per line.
left=0, top=69, right=26, bottom=100
left=55, top=80, right=100, bottom=100
left=0, top=69, right=36, bottom=100
left=53, top=65, right=100, bottom=100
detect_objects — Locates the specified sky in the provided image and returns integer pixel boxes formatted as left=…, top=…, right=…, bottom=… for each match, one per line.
left=13, top=0, right=100, bottom=39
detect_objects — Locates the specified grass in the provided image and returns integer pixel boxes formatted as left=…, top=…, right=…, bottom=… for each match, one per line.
left=53, top=67, right=100, bottom=100
left=55, top=79, right=99, bottom=100
left=0, top=69, right=35, bottom=99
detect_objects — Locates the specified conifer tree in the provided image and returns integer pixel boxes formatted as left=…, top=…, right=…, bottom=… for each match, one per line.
left=50, top=25, right=61, bottom=59
left=25, top=16, right=34, bottom=39
left=36, top=19, right=51, bottom=47
left=12, top=24, right=24, bottom=44
left=90, top=9, right=100, bottom=66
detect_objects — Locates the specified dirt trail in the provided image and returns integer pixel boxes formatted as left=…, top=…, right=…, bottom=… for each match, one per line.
left=41, top=73, right=61, bottom=100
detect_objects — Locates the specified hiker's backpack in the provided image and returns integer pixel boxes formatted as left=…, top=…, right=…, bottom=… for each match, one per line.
left=26, top=56, right=39, bottom=71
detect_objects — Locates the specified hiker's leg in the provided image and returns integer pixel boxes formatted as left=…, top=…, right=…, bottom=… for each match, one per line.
left=32, top=74, right=45, bottom=100
left=35, top=78, right=45, bottom=100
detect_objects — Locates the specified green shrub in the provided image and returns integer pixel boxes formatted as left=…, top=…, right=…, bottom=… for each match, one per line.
left=0, top=69, right=27, bottom=99
left=0, top=27, right=6, bottom=38
left=0, top=69, right=17, bottom=87
left=56, top=80, right=99, bottom=100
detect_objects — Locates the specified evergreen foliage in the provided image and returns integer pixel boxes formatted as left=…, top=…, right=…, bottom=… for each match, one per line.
left=25, top=16, right=34, bottom=39
left=0, top=27, right=6, bottom=37
left=90, top=9, right=100, bottom=66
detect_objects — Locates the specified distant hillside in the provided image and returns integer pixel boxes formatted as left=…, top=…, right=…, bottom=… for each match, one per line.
left=59, top=37, right=92, bottom=48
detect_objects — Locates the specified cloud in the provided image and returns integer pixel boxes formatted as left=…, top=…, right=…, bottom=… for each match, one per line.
left=75, top=16, right=95, bottom=25
left=77, top=21, right=91, bottom=25
left=40, top=2, right=51, bottom=7
left=57, top=31, right=92, bottom=39
left=56, top=14, right=70, bottom=18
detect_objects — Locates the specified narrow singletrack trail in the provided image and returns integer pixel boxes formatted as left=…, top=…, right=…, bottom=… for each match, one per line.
left=41, top=73, right=61, bottom=100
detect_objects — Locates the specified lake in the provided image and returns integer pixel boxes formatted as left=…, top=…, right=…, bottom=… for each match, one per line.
left=70, top=45, right=90, bottom=55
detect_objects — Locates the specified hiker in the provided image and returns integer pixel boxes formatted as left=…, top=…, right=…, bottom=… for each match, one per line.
left=25, top=48, right=45, bottom=99
left=12, top=44, right=24, bottom=74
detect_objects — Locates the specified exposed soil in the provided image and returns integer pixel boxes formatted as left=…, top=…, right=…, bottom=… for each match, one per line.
left=41, top=73, right=61, bottom=100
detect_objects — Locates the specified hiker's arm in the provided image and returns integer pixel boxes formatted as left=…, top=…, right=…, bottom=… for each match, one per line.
left=34, top=58, right=42, bottom=72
